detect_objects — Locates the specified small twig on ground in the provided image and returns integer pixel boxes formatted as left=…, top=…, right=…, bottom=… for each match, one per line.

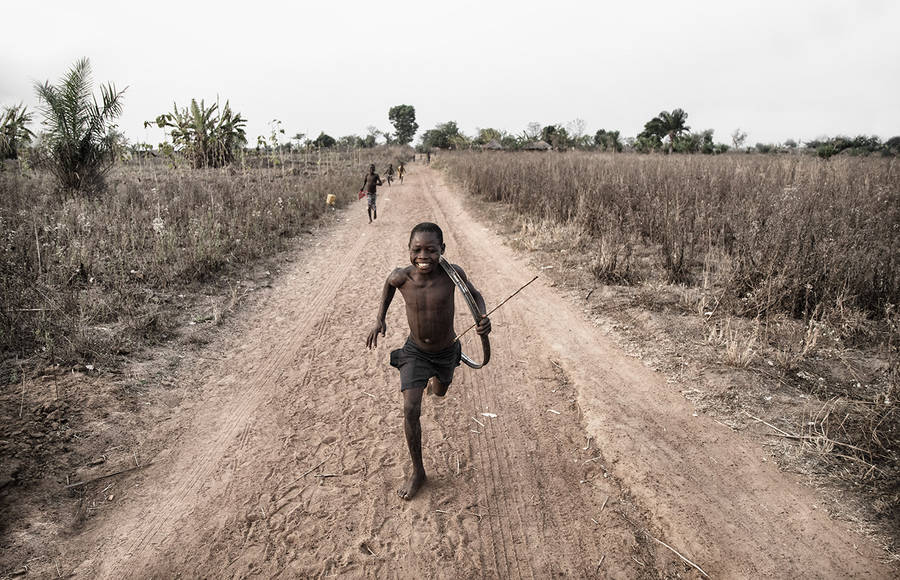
left=583, top=436, right=592, bottom=450
left=547, top=409, right=561, bottom=415
left=456, top=454, right=460, bottom=476
left=583, top=456, right=602, bottom=464
left=472, top=417, right=485, bottom=427
left=65, top=463, right=152, bottom=489
left=765, top=433, right=871, bottom=455
left=597, top=555, right=605, bottom=571
left=743, top=411, right=793, bottom=437
left=300, top=459, right=329, bottom=478
left=600, top=496, right=609, bottom=512
left=585, top=288, right=595, bottom=301
left=549, top=359, right=563, bottom=370
left=470, top=430, right=481, bottom=434
left=361, top=391, right=376, bottom=399
left=651, top=536, right=711, bottom=578
left=19, top=372, right=26, bottom=418
left=314, top=473, right=339, bottom=478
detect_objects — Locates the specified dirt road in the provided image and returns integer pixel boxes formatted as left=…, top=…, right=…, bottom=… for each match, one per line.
left=57, top=165, right=890, bottom=578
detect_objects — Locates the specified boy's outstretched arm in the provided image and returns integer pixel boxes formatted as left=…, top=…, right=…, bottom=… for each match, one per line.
left=366, top=268, right=403, bottom=348
left=456, top=266, right=492, bottom=336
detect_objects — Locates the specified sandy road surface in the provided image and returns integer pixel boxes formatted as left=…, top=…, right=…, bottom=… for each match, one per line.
left=60, top=165, right=890, bottom=578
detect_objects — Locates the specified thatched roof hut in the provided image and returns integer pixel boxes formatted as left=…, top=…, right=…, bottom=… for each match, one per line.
left=523, top=140, right=552, bottom=151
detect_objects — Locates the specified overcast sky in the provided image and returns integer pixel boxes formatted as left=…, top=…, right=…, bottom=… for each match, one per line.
left=3, top=0, right=898, bottom=147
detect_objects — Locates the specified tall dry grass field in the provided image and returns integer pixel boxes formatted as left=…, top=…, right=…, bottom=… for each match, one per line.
left=1, top=147, right=410, bottom=369
left=443, top=152, right=898, bottom=325
left=443, top=151, right=899, bottom=511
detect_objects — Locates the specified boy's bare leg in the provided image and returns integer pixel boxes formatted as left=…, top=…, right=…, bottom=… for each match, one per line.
left=367, top=207, right=373, bottom=223
left=426, top=377, right=449, bottom=397
left=399, top=387, right=426, bottom=500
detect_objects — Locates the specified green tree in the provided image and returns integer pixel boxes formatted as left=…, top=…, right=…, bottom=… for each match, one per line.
left=420, top=121, right=463, bottom=149
left=34, top=58, right=126, bottom=192
left=0, top=103, right=35, bottom=160
left=150, top=98, right=246, bottom=168
left=474, top=127, right=503, bottom=145
left=639, top=109, right=690, bottom=153
left=388, top=104, right=418, bottom=145
left=313, top=132, right=336, bottom=148
left=593, top=129, right=622, bottom=152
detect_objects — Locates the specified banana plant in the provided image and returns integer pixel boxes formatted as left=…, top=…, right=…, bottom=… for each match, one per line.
left=0, top=103, right=35, bottom=160
left=150, top=98, right=246, bottom=168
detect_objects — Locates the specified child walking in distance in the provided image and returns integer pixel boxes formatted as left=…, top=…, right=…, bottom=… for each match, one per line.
left=366, top=223, right=491, bottom=500
left=385, top=163, right=395, bottom=186
left=397, top=161, right=405, bottom=184
left=361, top=164, right=383, bottom=223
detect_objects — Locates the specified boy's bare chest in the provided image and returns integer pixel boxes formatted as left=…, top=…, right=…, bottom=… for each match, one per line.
left=399, top=278, right=455, bottom=310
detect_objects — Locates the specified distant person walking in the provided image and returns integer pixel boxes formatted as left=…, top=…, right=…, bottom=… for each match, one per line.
left=385, top=163, right=395, bottom=187
left=361, top=164, right=383, bottom=223
left=397, top=161, right=405, bottom=184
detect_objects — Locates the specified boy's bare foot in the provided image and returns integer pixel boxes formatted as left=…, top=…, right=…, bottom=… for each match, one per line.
left=398, top=470, right=426, bottom=500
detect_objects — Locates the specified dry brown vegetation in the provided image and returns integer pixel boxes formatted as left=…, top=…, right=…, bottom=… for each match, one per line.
left=0, top=147, right=411, bottom=372
left=441, top=151, right=899, bottom=550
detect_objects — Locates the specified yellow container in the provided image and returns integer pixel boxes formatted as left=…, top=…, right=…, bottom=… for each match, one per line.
left=325, top=193, right=336, bottom=206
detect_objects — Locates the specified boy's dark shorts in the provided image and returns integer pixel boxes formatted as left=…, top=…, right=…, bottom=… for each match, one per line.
left=366, top=193, right=377, bottom=209
left=390, top=337, right=462, bottom=391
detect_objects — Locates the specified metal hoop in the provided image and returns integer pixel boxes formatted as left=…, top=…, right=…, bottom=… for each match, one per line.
left=439, top=256, right=491, bottom=369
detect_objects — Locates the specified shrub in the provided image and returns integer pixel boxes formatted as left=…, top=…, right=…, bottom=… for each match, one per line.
left=33, top=58, right=126, bottom=193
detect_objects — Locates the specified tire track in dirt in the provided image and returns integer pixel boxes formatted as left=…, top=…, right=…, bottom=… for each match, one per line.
left=425, top=164, right=894, bottom=579
left=425, top=175, right=639, bottom=578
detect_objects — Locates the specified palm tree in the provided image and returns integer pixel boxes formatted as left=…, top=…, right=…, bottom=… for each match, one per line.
left=0, top=103, right=35, bottom=159
left=34, top=58, right=126, bottom=192
left=657, top=109, right=690, bottom=154
left=638, top=109, right=690, bottom=154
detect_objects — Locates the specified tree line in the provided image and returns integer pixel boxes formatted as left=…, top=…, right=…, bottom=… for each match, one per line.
left=3, top=57, right=897, bottom=195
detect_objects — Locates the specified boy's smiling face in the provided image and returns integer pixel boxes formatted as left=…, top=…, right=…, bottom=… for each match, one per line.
left=408, top=231, right=444, bottom=275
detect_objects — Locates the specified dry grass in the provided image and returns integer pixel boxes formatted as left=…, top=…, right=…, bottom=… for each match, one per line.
left=442, top=151, right=898, bottom=322
left=0, top=147, right=411, bottom=371
left=443, top=150, right=899, bottom=550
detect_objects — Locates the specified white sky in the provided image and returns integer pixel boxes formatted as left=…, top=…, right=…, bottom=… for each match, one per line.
left=2, top=0, right=898, bottom=146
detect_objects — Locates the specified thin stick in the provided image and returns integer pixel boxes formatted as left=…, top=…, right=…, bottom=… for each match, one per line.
left=300, top=458, right=328, bottom=478
left=651, top=536, right=710, bottom=578
left=764, top=433, right=871, bottom=454
left=455, top=275, right=539, bottom=341
left=34, top=222, right=42, bottom=276
left=471, top=417, right=485, bottom=427
left=600, top=496, right=609, bottom=512
left=19, top=372, right=26, bottom=418
left=65, top=462, right=152, bottom=489
left=743, top=411, right=792, bottom=437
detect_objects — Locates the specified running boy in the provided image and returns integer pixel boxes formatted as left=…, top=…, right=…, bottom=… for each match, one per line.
left=385, top=163, right=395, bottom=186
left=397, top=161, right=405, bottom=184
left=361, top=164, right=383, bottom=223
left=366, top=222, right=491, bottom=500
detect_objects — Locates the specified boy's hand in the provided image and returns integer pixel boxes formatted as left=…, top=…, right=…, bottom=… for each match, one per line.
left=366, top=320, right=387, bottom=349
left=475, top=315, right=491, bottom=336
